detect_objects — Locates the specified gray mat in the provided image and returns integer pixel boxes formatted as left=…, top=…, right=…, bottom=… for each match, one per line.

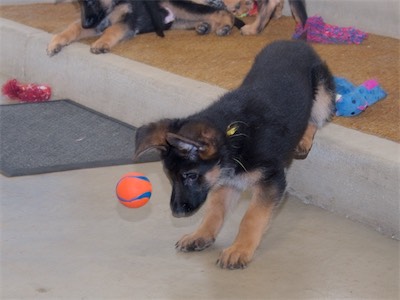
left=0, top=100, right=159, bottom=177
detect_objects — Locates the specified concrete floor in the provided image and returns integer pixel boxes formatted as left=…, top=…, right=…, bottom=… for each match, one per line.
left=1, top=161, right=399, bottom=299
left=0, top=73, right=399, bottom=299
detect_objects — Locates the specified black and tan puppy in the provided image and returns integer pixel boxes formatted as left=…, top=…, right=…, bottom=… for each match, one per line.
left=223, top=0, right=307, bottom=35
left=134, top=40, right=335, bottom=269
left=47, top=0, right=240, bottom=56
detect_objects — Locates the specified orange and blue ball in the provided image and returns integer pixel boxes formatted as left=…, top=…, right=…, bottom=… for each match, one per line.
left=116, top=172, right=152, bottom=208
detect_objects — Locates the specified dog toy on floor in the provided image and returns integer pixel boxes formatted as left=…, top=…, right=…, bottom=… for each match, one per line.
left=2, top=79, right=51, bottom=102
left=116, top=172, right=152, bottom=208
left=293, top=15, right=368, bottom=44
left=334, top=77, right=387, bottom=117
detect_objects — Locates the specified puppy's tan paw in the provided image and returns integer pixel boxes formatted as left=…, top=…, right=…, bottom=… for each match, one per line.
left=216, top=25, right=232, bottom=36
left=216, top=245, right=252, bottom=269
left=47, top=44, right=62, bottom=57
left=293, top=134, right=314, bottom=159
left=90, top=42, right=111, bottom=54
left=47, top=39, right=66, bottom=56
left=293, top=142, right=312, bottom=159
left=195, top=23, right=211, bottom=35
left=176, top=233, right=215, bottom=252
left=240, top=24, right=259, bottom=35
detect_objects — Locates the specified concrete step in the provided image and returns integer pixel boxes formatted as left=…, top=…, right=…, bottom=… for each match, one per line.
left=1, top=17, right=399, bottom=239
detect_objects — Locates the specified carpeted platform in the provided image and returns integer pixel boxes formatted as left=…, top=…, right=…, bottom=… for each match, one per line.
left=0, top=100, right=158, bottom=177
left=0, top=3, right=398, bottom=142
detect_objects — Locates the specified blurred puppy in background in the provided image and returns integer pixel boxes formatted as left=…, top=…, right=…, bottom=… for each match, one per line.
left=223, top=0, right=308, bottom=35
left=47, top=0, right=243, bottom=56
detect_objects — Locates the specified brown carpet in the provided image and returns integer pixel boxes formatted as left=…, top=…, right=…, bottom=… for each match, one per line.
left=1, top=3, right=399, bottom=142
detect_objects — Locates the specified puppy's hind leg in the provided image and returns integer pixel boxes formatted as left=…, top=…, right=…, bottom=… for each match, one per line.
left=272, top=0, right=284, bottom=19
left=294, top=62, right=335, bottom=159
left=176, top=186, right=241, bottom=252
left=289, top=0, right=308, bottom=26
left=240, top=0, right=280, bottom=35
left=294, top=123, right=317, bottom=159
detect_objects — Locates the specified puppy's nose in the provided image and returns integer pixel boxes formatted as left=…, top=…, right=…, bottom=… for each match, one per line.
left=171, top=201, right=195, bottom=218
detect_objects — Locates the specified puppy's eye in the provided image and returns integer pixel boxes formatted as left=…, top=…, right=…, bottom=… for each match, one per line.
left=182, top=172, right=199, bottom=181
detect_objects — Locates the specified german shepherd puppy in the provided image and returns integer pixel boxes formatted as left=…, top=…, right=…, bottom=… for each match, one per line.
left=223, top=0, right=308, bottom=35
left=47, top=0, right=241, bottom=56
left=134, top=40, right=335, bottom=269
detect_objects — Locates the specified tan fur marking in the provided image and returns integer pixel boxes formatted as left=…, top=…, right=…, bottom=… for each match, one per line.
left=294, top=83, right=334, bottom=159
left=294, top=123, right=317, bottom=159
left=47, top=21, right=97, bottom=55
left=90, top=23, right=129, bottom=54
left=176, top=186, right=241, bottom=251
left=106, top=3, right=132, bottom=24
left=204, top=165, right=222, bottom=187
left=311, top=83, right=335, bottom=128
left=272, top=0, right=284, bottom=19
left=217, top=184, right=278, bottom=269
left=218, top=169, right=263, bottom=191
left=212, top=10, right=236, bottom=35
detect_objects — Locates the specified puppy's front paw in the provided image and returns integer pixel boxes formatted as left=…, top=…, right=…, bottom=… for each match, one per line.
left=47, top=34, right=70, bottom=56
left=176, top=233, right=215, bottom=252
left=216, top=245, right=252, bottom=269
left=90, top=42, right=111, bottom=54
left=240, top=24, right=259, bottom=35
left=196, top=22, right=211, bottom=35
left=216, top=25, right=232, bottom=36
left=47, top=43, right=63, bottom=57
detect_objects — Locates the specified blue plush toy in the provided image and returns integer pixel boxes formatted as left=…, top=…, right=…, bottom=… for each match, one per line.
left=334, top=77, right=387, bottom=117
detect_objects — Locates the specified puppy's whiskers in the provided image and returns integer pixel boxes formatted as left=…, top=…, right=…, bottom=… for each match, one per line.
left=232, top=157, right=248, bottom=173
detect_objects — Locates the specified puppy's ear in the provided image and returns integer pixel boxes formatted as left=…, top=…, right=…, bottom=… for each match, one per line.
left=166, top=133, right=203, bottom=160
left=166, top=122, right=221, bottom=160
left=134, top=119, right=172, bottom=161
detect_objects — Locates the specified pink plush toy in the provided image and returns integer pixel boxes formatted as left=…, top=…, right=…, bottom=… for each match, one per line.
left=293, top=15, right=367, bottom=44
left=2, top=79, right=51, bottom=102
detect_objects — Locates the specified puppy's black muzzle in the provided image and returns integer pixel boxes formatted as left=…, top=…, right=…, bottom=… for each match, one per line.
left=170, top=183, right=208, bottom=218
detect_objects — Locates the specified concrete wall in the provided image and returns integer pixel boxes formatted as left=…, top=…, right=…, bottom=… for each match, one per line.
left=287, top=124, right=400, bottom=239
left=1, top=18, right=399, bottom=239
